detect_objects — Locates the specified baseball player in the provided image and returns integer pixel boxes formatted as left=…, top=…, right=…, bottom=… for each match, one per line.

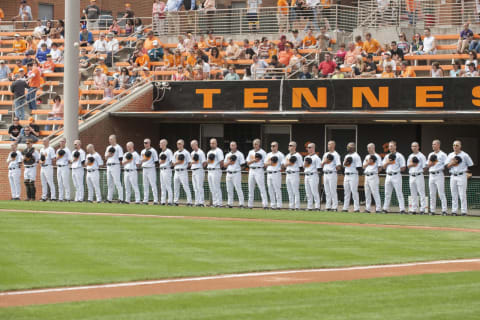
left=85, top=144, right=103, bottom=203
left=123, top=141, right=141, bottom=204
left=71, top=140, right=86, bottom=202
left=321, top=141, right=341, bottom=211
left=173, top=139, right=192, bottom=206
left=446, top=140, right=474, bottom=216
left=265, top=141, right=284, bottom=210
left=427, top=140, right=448, bottom=215
left=159, top=139, right=173, bottom=205
left=105, top=135, right=124, bottom=203
left=7, top=143, right=23, bottom=200
left=304, top=143, right=321, bottom=211
left=22, top=139, right=39, bottom=201
left=382, top=141, right=406, bottom=214
left=282, top=141, right=303, bottom=210
left=363, top=143, right=382, bottom=213
left=39, top=138, right=56, bottom=201
left=141, top=138, right=159, bottom=205
left=246, top=139, right=268, bottom=209
left=342, top=142, right=362, bottom=212
left=56, top=138, right=72, bottom=202
left=190, top=140, right=206, bottom=206
left=407, top=142, right=427, bottom=214
left=224, top=141, right=246, bottom=208
left=206, top=138, right=224, bottom=207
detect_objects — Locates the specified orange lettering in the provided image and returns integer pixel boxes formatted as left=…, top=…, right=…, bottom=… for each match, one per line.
left=196, top=89, right=221, bottom=109
left=352, top=87, right=389, bottom=108
left=244, top=88, right=269, bottom=108
left=472, top=86, right=480, bottom=107
left=416, top=86, right=444, bottom=107
left=292, top=88, right=327, bottom=108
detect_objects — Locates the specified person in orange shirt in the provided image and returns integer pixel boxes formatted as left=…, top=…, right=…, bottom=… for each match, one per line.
left=208, top=47, right=224, bottom=69
left=278, top=43, right=294, bottom=65
left=206, top=31, right=216, bottom=51
left=362, top=32, right=382, bottom=55
left=268, top=42, right=278, bottom=59
left=0, top=8, right=4, bottom=21
left=13, top=34, right=28, bottom=54
left=41, top=54, right=56, bottom=73
left=26, top=62, right=42, bottom=110
left=185, top=49, right=197, bottom=67
left=381, top=64, right=396, bottom=78
left=277, top=0, right=289, bottom=33
left=144, top=30, right=161, bottom=51
left=355, top=35, right=363, bottom=51
left=97, top=57, right=109, bottom=75
left=172, top=49, right=184, bottom=67
left=399, top=61, right=416, bottom=77
left=196, top=35, right=207, bottom=50
left=163, top=49, right=175, bottom=68
left=135, top=50, right=151, bottom=70
left=302, top=29, right=317, bottom=48
left=12, top=60, right=27, bottom=77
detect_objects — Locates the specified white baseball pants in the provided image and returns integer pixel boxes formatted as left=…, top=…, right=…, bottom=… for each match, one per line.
left=364, top=175, right=381, bottom=212
left=409, top=174, right=426, bottom=212
left=24, top=166, right=36, bottom=181
left=208, top=169, right=223, bottom=206
left=286, top=173, right=300, bottom=209
left=267, top=172, right=282, bottom=209
left=343, top=174, right=359, bottom=211
left=8, top=169, right=21, bottom=198
left=142, top=167, right=158, bottom=203
left=226, top=172, right=244, bottom=206
left=305, top=174, right=320, bottom=209
left=160, top=168, right=173, bottom=204
left=383, top=174, right=405, bottom=211
left=107, top=165, right=123, bottom=202
left=41, top=165, right=56, bottom=200
left=324, top=173, right=338, bottom=210
left=72, top=168, right=85, bottom=202
left=124, top=170, right=141, bottom=203
left=87, top=170, right=102, bottom=202
left=450, top=174, right=468, bottom=214
left=174, top=170, right=192, bottom=204
left=191, top=169, right=205, bottom=205
left=248, top=169, right=268, bottom=208
left=429, top=173, right=447, bottom=213
left=57, top=166, right=71, bottom=201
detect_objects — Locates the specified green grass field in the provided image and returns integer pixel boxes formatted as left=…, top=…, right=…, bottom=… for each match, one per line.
left=1, top=200, right=479, bottom=318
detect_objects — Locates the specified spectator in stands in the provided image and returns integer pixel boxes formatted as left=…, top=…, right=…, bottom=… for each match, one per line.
left=465, top=51, right=478, bottom=70
left=79, top=48, right=91, bottom=79
left=350, top=57, right=362, bottom=78
left=153, top=0, right=166, bottom=35
left=354, top=35, right=363, bottom=51
left=450, top=60, right=463, bottom=77
left=91, top=33, right=107, bottom=55
left=50, top=43, right=63, bottom=65
left=176, top=35, right=186, bottom=53
left=430, top=62, right=443, bottom=77
left=93, top=67, right=108, bottom=90
left=224, top=65, right=240, bottom=80
left=84, top=0, right=101, bottom=30
left=268, top=42, right=278, bottom=58
left=242, top=39, right=256, bottom=59
left=134, top=18, right=144, bottom=36
left=46, top=95, right=64, bottom=131
left=382, top=52, right=396, bottom=71
left=12, top=34, right=27, bottom=54
left=13, top=0, right=32, bottom=28
left=36, top=43, right=50, bottom=63
left=8, top=117, right=23, bottom=141
left=193, top=65, right=204, bottom=80
left=21, top=51, right=34, bottom=66
left=105, top=33, right=119, bottom=67
left=115, top=68, right=130, bottom=89
left=331, top=66, right=345, bottom=79
left=390, top=41, right=404, bottom=63
left=258, top=37, right=270, bottom=59
left=109, top=18, right=121, bottom=35
left=44, top=20, right=53, bottom=36
left=335, top=43, right=346, bottom=64
left=25, top=36, right=37, bottom=54
left=79, top=25, right=94, bottom=47
left=225, top=38, right=241, bottom=60
left=17, top=127, right=38, bottom=144
left=185, top=49, right=196, bottom=67
left=381, top=64, right=396, bottom=78
left=148, top=40, right=164, bottom=62
left=0, top=60, right=10, bottom=81
left=362, top=54, right=377, bottom=76
left=311, top=65, right=320, bottom=79
left=184, top=65, right=194, bottom=80
left=289, top=30, right=303, bottom=48
left=399, top=61, right=416, bottom=78
left=252, top=39, right=260, bottom=55
left=397, top=33, right=410, bottom=54
left=316, top=26, right=331, bottom=51
left=421, top=28, right=436, bottom=54
left=33, top=20, right=47, bottom=37
left=457, top=23, right=474, bottom=54
left=268, top=55, right=285, bottom=68
left=11, top=71, right=28, bottom=120
left=410, top=33, right=423, bottom=54
left=277, top=35, right=288, bottom=52
left=37, top=34, right=52, bottom=50
left=135, top=50, right=151, bottom=70
left=278, top=43, right=293, bottom=65
left=242, top=67, right=252, bottom=80
left=183, top=33, right=196, bottom=52
left=297, top=64, right=312, bottom=79
left=250, top=55, right=268, bottom=79
left=12, top=60, right=26, bottom=77
left=362, top=32, right=381, bottom=56
left=196, top=58, right=211, bottom=80
left=125, top=19, right=134, bottom=35
left=96, top=57, right=109, bottom=75
left=343, top=43, right=360, bottom=67
left=289, top=48, right=305, bottom=71
left=277, top=0, right=289, bottom=33
left=52, top=20, right=65, bottom=39
left=41, top=54, right=55, bottom=73
left=302, top=29, right=317, bottom=48
left=171, top=66, right=185, bottom=81
left=26, top=62, right=41, bottom=111
left=20, top=117, right=39, bottom=137
left=464, top=63, right=479, bottom=77
left=144, top=31, right=160, bottom=52
left=196, top=36, right=207, bottom=50
left=318, top=52, right=336, bottom=77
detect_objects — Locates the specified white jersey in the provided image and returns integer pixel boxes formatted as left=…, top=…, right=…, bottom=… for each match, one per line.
left=383, top=152, right=406, bottom=173
left=322, top=151, right=341, bottom=172
left=40, top=146, right=56, bottom=166
left=446, top=151, right=474, bottom=174
left=427, top=150, right=447, bottom=172
left=86, top=152, right=103, bottom=170
left=343, top=152, right=362, bottom=173
left=266, top=151, right=284, bottom=172
left=124, top=151, right=140, bottom=170
left=207, top=148, right=224, bottom=169
left=283, top=152, right=303, bottom=172
left=159, top=148, right=174, bottom=169
left=190, top=149, right=206, bottom=169
left=303, top=154, right=321, bottom=173
left=105, top=144, right=123, bottom=165
left=141, top=148, right=158, bottom=168
left=71, top=148, right=86, bottom=169
left=173, top=149, right=191, bottom=169
left=363, top=153, right=382, bottom=174
left=56, top=147, right=72, bottom=166
left=7, top=151, right=23, bottom=169
left=408, top=152, right=427, bottom=174
left=247, top=148, right=267, bottom=169
left=225, top=150, right=245, bottom=171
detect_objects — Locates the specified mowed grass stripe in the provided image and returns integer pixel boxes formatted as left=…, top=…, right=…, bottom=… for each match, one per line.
left=1, top=211, right=479, bottom=291
left=1, top=271, right=479, bottom=319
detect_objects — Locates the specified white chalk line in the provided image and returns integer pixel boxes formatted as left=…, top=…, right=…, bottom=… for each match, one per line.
left=1, top=258, right=479, bottom=296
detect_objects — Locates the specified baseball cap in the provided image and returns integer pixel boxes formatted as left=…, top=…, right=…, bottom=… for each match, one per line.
left=0, top=60, right=4, bottom=64
left=99, top=56, right=105, bottom=60
left=14, top=33, right=20, bottom=37
left=153, top=40, right=158, bottom=45
left=385, top=51, right=391, bottom=56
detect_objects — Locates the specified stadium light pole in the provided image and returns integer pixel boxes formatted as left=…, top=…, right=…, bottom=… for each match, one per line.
left=64, top=0, right=80, bottom=149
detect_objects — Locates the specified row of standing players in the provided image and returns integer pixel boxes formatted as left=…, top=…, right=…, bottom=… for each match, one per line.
left=6, top=136, right=474, bottom=215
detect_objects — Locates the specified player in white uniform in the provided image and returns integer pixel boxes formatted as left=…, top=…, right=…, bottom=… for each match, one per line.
left=7, top=143, right=23, bottom=200
left=56, top=138, right=72, bottom=202
left=446, top=140, right=474, bottom=216
left=104, top=135, right=124, bottom=203
left=22, top=139, right=39, bottom=201
left=224, top=141, right=246, bottom=208
left=141, top=139, right=159, bottom=205
left=85, top=144, right=103, bottom=203
left=427, top=140, right=448, bottom=215
left=304, top=143, right=321, bottom=211
left=159, top=139, right=174, bottom=205
left=283, top=141, right=303, bottom=210
left=382, top=140, right=406, bottom=213
left=207, top=138, right=224, bottom=207
left=321, top=140, right=341, bottom=211
left=265, top=141, right=284, bottom=210
left=39, top=138, right=56, bottom=201
left=363, top=143, right=382, bottom=213
left=407, top=142, right=427, bottom=214
left=123, top=141, right=141, bottom=204
left=173, top=139, right=192, bottom=206
left=190, top=140, right=206, bottom=206
left=246, top=139, right=268, bottom=209
left=71, top=140, right=86, bottom=202
left=342, top=142, right=362, bottom=212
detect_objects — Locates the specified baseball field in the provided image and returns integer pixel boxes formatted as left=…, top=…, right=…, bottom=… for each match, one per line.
left=1, top=201, right=480, bottom=319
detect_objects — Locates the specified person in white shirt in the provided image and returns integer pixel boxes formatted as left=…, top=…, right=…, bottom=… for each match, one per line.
left=37, top=34, right=53, bottom=50
left=71, top=140, right=86, bottom=202
left=382, top=141, right=406, bottom=213
left=123, top=141, right=141, bottom=204
left=85, top=144, right=103, bottom=203
left=173, top=139, right=192, bottom=206
left=207, top=138, right=224, bottom=207
left=106, top=33, right=120, bottom=66
left=427, top=139, right=448, bottom=215
left=224, top=141, right=246, bottom=208
left=250, top=55, right=268, bottom=80
left=265, top=141, right=284, bottom=210
left=7, top=143, right=23, bottom=200
left=342, top=142, right=363, bottom=212
left=49, top=43, right=63, bottom=64
left=363, top=143, right=382, bottom=213
left=190, top=140, right=206, bottom=206
left=246, top=139, right=269, bottom=209
left=304, top=143, right=321, bottom=211
left=141, top=138, right=159, bottom=205
left=321, top=141, right=341, bottom=211
left=105, top=135, right=124, bottom=203
left=39, top=138, right=57, bottom=201
left=382, top=52, right=396, bottom=71
left=446, top=140, right=474, bottom=216
left=56, top=138, right=72, bottom=201
left=91, top=33, right=107, bottom=54
left=282, top=141, right=303, bottom=210
left=422, top=28, right=436, bottom=54
left=159, top=139, right=174, bottom=205
left=407, top=142, right=427, bottom=214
